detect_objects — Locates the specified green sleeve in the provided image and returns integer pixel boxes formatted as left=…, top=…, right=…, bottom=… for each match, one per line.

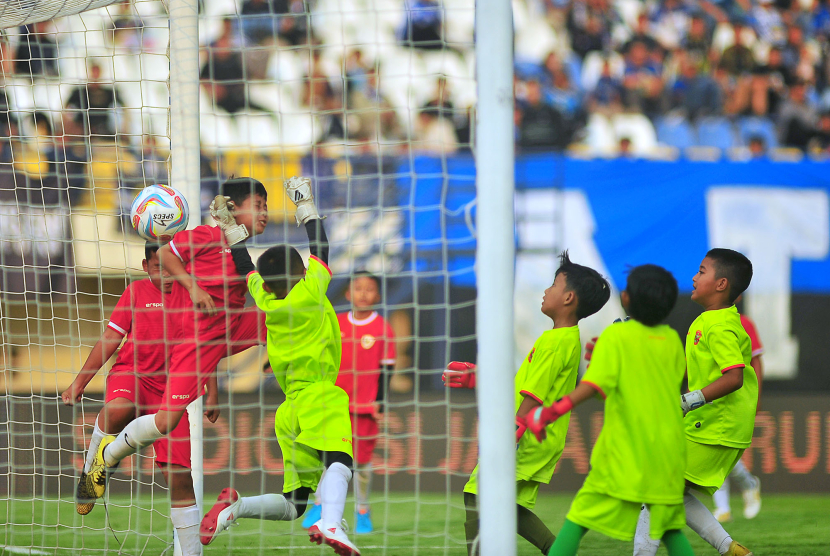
left=581, top=331, right=619, bottom=399
left=516, top=348, right=561, bottom=404
left=707, top=325, right=745, bottom=373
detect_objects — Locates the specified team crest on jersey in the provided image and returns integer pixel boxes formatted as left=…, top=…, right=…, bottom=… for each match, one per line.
left=694, top=330, right=702, bottom=345
left=528, top=348, right=535, bottom=362
left=361, top=334, right=376, bottom=349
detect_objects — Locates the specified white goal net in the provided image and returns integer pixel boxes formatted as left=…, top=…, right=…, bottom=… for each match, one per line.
left=0, top=0, right=479, bottom=554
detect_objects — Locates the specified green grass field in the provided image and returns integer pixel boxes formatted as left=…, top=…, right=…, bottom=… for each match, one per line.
left=2, top=493, right=828, bottom=555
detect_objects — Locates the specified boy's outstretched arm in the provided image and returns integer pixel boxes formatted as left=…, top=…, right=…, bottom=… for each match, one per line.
left=61, top=327, right=124, bottom=405
left=159, top=244, right=218, bottom=316
left=284, top=176, right=329, bottom=264
left=522, top=381, right=601, bottom=442
left=305, top=218, right=329, bottom=265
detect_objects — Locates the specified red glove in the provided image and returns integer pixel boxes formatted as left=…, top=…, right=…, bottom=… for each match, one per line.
left=524, top=397, right=574, bottom=442
left=515, top=416, right=527, bottom=444
left=442, top=361, right=477, bottom=389
left=584, top=337, right=598, bottom=364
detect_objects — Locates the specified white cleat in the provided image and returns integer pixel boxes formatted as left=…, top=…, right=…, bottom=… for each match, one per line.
left=309, top=520, right=361, bottom=556
left=713, top=508, right=732, bottom=523
left=200, top=488, right=241, bottom=545
left=742, top=478, right=761, bottom=519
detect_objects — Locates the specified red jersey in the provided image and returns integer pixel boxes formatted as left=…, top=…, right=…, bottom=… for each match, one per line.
left=739, top=314, right=764, bottom=358
left=107, top=279, right=174, bottom=389
left=168, top=225, right=247, bottom=311
left=335, top=311, right=397, bottom=414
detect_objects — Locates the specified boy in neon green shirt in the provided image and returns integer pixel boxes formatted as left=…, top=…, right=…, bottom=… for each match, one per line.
left=634, top=248, right=756, bottom=556
left=524, top=264, right=696, bottom=556
left=199, top=177, right=360, bottom=556
left=443, top=252, right=611, bottom=556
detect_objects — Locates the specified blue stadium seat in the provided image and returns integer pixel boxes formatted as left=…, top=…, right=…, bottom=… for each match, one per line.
left=656, top=116, right=697, bottom=149
left=737, top=116, right=778, bottom=149
left=696, top=117, right=737, bottom=150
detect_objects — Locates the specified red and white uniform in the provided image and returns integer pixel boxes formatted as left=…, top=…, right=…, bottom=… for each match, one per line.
left=163, top=225, right=266, bottom=411
left=739, top=314, right=764, bottom=358
left=335, top=311, right=396, bottom=465
left=105, top=279, right=190, bottom=467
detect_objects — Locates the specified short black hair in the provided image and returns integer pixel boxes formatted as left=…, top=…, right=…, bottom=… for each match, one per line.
left=706, top=248, right=753, bottom=303
left=257, top=244, right=305, bottom=293
left=554, top=251, right=611, bottom=320
left=351, top=270, right=381, bottom=290
left=625, top=264, right=678, bottom=326
left=144, top=242, right=161, bottom=262
left=219, top=177, right=268, bottom=208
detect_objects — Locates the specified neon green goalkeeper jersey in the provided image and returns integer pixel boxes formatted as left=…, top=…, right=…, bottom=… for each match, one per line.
left=247, top=256, right=341, bottom=397
left=580, top=320, right=687, bottom=504
left=515, top=325, right=581, bottom=483
left=685, top=306, right=758, bottom=449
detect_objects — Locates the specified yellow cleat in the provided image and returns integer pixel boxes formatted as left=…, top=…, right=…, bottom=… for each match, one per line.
left=713, top=509, right=732, bottom=523
left=75, top=471, right=95, bottom=515
left=724, top=541, right=754, bottom=556
left=86, top=435, right=116, bottom=499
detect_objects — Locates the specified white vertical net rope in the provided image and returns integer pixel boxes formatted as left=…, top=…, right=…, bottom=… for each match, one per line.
left=1, top=0, right=477, bottom=554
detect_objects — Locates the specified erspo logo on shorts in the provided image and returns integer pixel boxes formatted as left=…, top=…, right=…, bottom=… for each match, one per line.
left=172, top=394, right=190, bottom=400
left=114, top=388, right=132, bottom=393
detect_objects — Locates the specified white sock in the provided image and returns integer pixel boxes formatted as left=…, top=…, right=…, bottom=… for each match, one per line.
left=729, top=460, right=756, bottom=490
left=319, top=462, right=352, bottom=529
left=355, top=463, right=372, bottom=512
left=684, top=491, right=733, bottom=554
left=713, top=479, right=731, bottom=513
left=171, top=504, right=202, bottom=556
left=633, top=505, right=661, bottom=556
left=104, top=414, right=163, bottom=466
left=237, top=494, right=298, bottom=521
left=83, top=416, right=107, bottom=473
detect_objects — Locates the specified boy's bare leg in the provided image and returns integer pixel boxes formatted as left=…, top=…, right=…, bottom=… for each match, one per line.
left=162, top=463, right=202, bottom=556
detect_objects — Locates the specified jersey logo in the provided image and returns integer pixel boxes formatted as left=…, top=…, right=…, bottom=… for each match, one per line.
left=145, top=302, right=163, bottom=308
left=527, top=348, right=535, bottom=363
left=694, top=330, right=702, bottom=345
left=360, top=334, right=376, bottom=349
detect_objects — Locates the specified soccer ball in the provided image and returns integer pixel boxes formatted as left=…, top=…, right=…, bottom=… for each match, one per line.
left=130, top=184, right=190, bottom=241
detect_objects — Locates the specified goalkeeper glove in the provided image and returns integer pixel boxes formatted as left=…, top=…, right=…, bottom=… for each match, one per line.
left=284, top=176, right=323, bottom=226
left=524, top=397, right=574, bottom=442
left=680, top=390, right=706, bottom=416
left=209, top=195, right=249, bottom=246
left=515, top=416, right=527, bottom=445
left=441, top=361, right=476, bottom=389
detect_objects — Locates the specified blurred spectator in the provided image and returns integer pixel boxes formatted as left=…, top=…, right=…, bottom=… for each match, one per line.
left=348, top=68, right=404, bottom=148
left=671, top=53, right=723, bottom=119
left=807, top=112, right=830, bottom=153
left=682, top=14, right=715, bottom=71
left=399, top=0, right=444, bottom=50
left=588, top=59, right=624, bottom=113
left=200, top=18, right=272, bottom=116
left=138, top=135, right=168, bottom=186
left=415, top=108, right=458, bottom=154
left=541, top=53, right=583, bottom=123
left=720, top=22, right=756, bottom=76
left=623, top=13, right=661, bottom=55
left=14, top=21, right=58, bottom=78
left=517, top=79, right=570, bottom=150
left=107, top=0, right=144, bottom=52
left=567, top=0, right=613, bottom=59
left=751, top=0, right=786, bottom=45
left=618, top=136, right=634, bottom=157
left=777, top=80, right=818, bottom=149
left=719, top=22, right=756, bottom=115
left=1, top=34, right=15, bottom=76
left=751, top=46, right=792, bottom=115
left=622, top=40, right=665, bottom=119
left=344, top=49, right=370, bottom=97
left=748, top=135, right=768, bottom=157
left=650, top=0, right=693, bottom=51
left=781, top=24, right=805, bottom=74
left=271, top=0, right=312, bottom=46
left=65, top=63, right=124, bottom=137
left=240, top=0, right=277, bottom=43
left=421, top=76, right=469, bottom=143
left=303, top=48, right=335, bottom=110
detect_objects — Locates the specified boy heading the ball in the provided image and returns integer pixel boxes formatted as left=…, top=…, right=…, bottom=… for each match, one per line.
left=524, top=264, right=697, bottom=556
left=85, top=178, right=269, bottom=556
left=444, top=252, right=610, bottom=556
left=200, top=177, right=360, bottom=556
left=634, top=248, right=756, bottom=556
left=62, top=243, right=220, bottom=556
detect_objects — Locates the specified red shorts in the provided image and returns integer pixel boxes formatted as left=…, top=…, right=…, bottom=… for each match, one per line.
left=161, top=307, right=266, bottom=411
left=105, top=372, right=191, bottom=468
left=351, top=413, right=379, bottom=465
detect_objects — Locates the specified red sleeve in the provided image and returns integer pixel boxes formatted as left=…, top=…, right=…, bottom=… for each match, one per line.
left=169, top=225, right=214, bottom=266
left=107, top=285, right=134, bottom=336
left=381, top=320, right=397, bottom=365
left=740, top=315, right=763, bottom=355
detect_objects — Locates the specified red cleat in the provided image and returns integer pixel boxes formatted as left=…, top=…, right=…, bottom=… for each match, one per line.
left=200, top=488, right=240, bottom=545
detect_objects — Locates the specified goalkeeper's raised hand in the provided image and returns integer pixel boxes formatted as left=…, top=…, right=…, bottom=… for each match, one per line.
left=284, top=176, right=323, bottom=226
left=441, top=361, right=476, bottom=389
left=210, top=195, right=249, bottom=245
left=524, top=397, right=574, bottom=442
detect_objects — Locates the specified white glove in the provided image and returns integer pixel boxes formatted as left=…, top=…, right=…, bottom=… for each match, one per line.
left=284, top=176, right=322, bottom=226
left=680, top=390, right=706, bottom=416
left=209, top=195, right=249, bottom=246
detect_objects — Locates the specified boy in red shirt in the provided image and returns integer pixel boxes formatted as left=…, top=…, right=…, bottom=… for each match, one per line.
left=62, top=243, right=220, bottom=555
left=302, top=271, right=396, bottom=534
left=85, top=178, right=269, bottom=554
